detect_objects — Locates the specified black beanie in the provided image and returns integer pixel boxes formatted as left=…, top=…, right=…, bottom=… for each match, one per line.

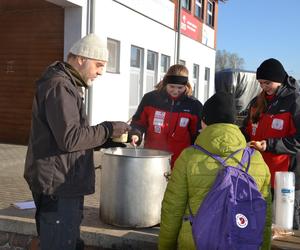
left=256, top=58, right=287, bottom=83
left=202, top=92, right=236, bottom=125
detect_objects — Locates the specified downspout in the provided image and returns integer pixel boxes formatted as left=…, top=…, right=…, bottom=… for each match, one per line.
left=86, top=0, right=95, bottom=125
left=176, top=0, right=182, bottom=64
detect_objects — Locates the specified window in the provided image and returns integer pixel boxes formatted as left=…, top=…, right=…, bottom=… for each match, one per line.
left=179, top=60, right=186, bottom=65
left=129, top=45, right=144, bottom=116
left=160, top=54, right=170, bottom=74
left=147, top=50, right=158, bottom=70
left=107, top=38, right=120, bottom=73
left=130, top=46, right=142, bottom=68
left=204, top=67, right=210, bottom=100
left=206, top=0, right=215, bottom=27
left=182, top=0, right=191, bottom=11
left=193, top=64, right=199, bottom=98
left=195, top=0, right=203, bottom=19
left=146, top=50, right=158, bottom=92
left=205, top=67, right=210, bottom=81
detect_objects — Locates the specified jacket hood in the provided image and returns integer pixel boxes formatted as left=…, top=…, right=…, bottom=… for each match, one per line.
left=277, top=76, right=299, bottom=98
left=36, top=61, right=87, bottom=88
left=285, top=75, right=298, bottom=89
left=36, top=61, right=66, bottom=86
left=195, top=123, right=247, bottom=157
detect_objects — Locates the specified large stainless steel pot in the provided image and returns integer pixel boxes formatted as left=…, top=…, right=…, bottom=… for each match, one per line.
left=100, top=147, right=171, bottom=228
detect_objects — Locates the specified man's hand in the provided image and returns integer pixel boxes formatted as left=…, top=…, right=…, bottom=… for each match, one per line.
left=249, top=140, right=267, bottom=152
left=130, top=135, right=139, bottom=146
left=111, top=122, right=131, bottom=138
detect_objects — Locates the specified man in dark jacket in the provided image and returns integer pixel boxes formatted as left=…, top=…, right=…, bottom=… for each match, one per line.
left=24, top=33, right=130, bottom=250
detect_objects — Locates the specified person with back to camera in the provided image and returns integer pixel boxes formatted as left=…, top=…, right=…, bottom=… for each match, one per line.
left=24, top=33, right=130, bottom=250
left=158, top=92, right=272, bottom=250
left=240, top=58, right=300, bottom=209
left=129, top=64, right=203, bottom=169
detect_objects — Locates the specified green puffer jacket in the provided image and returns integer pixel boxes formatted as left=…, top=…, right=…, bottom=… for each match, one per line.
left=159, top=123, right=272, bottom=250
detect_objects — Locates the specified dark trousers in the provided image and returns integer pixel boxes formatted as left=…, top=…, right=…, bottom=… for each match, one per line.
left=294, top=190, right=300, bottom=229
left=32, top=193, right=84, bottom=250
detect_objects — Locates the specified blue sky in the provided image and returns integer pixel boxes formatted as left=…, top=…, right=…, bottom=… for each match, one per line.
left=217, top=0, right=300, bottom=80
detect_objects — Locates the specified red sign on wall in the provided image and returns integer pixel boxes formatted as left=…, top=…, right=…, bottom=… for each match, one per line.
left=180, top=10, right=199, bottom=40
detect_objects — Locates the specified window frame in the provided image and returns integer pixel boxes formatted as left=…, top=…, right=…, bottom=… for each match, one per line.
left=192, top=63, right=200, bottom=98
left=179, top=59, right=186, bottom=66
left=195, top=0, right=204, bottom=20
left=130, top=45, right=143, bottom=68
left=206, top=0, right=215, bottom=27
left=106, top=38, right=120, bottom=73
left=147, top=50, right=158, bottom=71
left=182, top=0, right=191, bottom=12
left=160, top=54, right=170, bottom=75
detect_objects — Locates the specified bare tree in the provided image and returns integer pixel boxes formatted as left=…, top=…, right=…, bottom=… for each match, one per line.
left=216, top=50, right=228, bottom=70
left=228, top=53, right=244, bottom=69
left=215, top=49, right=244, bottom=71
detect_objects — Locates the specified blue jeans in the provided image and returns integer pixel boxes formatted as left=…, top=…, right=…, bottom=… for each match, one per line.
left=32, top=193, right=84, bottom=250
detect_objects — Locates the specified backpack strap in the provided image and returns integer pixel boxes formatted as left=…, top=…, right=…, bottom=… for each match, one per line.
left=192, top=144, right=244, bottom=167
left=239, top=146, right=255, bottom=172
left=192, top=145, right=255, bottom=171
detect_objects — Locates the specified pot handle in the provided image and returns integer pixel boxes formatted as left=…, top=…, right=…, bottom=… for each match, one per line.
left=164, top=171, right=171, bottom=181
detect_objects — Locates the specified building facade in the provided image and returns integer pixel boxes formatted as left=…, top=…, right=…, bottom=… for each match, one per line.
left=0, top=0, right=219, bottom=144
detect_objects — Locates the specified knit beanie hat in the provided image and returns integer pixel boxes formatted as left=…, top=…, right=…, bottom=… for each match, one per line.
left=69, top=33, right=109, bottom=61
left=256, top=58, right=287, bottom=83
left=202, top=92, right=236, bottom=125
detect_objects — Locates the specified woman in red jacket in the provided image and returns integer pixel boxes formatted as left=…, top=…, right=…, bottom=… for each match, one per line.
left=241, top=58, right=300, bottom=196
left=130, top=64, right=203, bottom=169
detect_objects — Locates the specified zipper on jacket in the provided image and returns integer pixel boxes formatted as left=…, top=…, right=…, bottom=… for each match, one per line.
left=168, top=100, right=178, bottom=137
left=165, top=100, right=174, bottom=136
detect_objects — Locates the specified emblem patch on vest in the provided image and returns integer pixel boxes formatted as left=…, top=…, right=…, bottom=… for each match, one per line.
left=179, top=117, right=189, bottom=127
left=153, top=111, right=166, bottom=127
left=271, top=118, right=284, bottom=130
left=236, top=213, right=248, bottom=228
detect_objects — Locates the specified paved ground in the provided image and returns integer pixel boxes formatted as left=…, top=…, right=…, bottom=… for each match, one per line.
left=0, top=143, right=158, bottom=249
left=0, top=143, right=102, bottom=210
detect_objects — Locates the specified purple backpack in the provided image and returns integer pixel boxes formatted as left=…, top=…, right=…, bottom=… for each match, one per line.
left=189, top=145, right=267, bottom=250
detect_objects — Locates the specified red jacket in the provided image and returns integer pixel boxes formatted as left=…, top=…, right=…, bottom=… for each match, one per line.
left=131, top=90, right=203, bottom=168
left=242, top=77, right=300, bottom=187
